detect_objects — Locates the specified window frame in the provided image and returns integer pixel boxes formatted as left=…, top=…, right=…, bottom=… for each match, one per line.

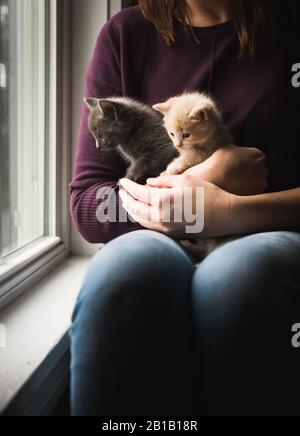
left=0, top=0, right=72, bottom=310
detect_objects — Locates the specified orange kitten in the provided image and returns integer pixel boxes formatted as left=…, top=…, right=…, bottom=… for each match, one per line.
left=153, top=92, right=232, bottom=175
left=153, top=92, right=234, bottom=261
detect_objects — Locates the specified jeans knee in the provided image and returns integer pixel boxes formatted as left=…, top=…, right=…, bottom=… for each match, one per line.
left=192, top=232, right=300, bottom=323
left=72, top=230, right=194, bottom=324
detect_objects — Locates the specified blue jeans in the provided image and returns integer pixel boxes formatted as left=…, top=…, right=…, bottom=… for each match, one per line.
left=70, top=230, right=300, bottom=416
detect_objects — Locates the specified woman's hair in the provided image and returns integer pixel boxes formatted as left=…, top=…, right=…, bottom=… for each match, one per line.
left=137, top=0, right=283, bottom=57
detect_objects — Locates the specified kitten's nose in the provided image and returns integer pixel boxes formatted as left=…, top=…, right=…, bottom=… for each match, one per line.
left=175, top=142, right=183, bottom=148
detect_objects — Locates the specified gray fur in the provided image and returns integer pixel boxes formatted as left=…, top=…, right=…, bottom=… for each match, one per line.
left=85, top=97, right=178, bottom=184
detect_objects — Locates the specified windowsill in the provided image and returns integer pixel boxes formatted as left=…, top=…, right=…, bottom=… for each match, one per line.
left=0, top=237, right=69, bottom=311
left=0, top=236, right=62, bottom=285
left=0, top=255, right=91, bottom=414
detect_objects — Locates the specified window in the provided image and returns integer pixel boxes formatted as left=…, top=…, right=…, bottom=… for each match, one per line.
left=0, top=0, right=70, bottom=308
left=0, top=0, right=46, bottom=258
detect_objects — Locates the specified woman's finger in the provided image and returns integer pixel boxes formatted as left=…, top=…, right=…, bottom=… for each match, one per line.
left=128, top=215, right=164, bottom=232
left=147, top=174, right=183, bottom=188
left=119, top=178, right=153, bottom=204
left=120, top=177, right=173, bottom=206
left=119, top=189, right=161, bottom=222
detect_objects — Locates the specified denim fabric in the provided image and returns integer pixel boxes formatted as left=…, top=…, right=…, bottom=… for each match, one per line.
left=70, top=230, right=300, bottom=416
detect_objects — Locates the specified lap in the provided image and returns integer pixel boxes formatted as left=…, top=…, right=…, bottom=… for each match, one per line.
left=72, top=230, right=300, bottom=416
left=80, top=230, right=300, bottom=302
left=193, top=231, right=300, bottom=291
left=76, top=230, right=300, bottom=317
left=192, top=231, right=300, bottom=328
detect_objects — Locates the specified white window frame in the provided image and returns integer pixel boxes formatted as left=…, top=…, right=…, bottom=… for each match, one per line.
left=14, top=0, right=46, bottom=254
left=109, top=0, right=122, bottom=17
left=0, top=0, right=72, bottom=310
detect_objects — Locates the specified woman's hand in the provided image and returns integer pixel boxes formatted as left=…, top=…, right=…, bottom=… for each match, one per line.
left=119, top=178, right=236, bottom=239
left=118, top=145, right=268, bottom=238
left=152, top=145, right=268, bottom=196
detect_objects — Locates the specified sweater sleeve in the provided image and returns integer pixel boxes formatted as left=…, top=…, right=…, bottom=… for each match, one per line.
left=70, top=21, right=141, bottom=244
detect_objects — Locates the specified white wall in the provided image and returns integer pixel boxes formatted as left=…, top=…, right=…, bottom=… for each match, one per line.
left=71, top=0, right=121, bottom=256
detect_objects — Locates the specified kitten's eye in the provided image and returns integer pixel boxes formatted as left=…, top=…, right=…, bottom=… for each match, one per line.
left=183, top=133, right=191, bottom=140
left=170, top=132, right=175, bottom=137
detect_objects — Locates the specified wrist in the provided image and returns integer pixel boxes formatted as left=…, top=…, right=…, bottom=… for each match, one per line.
left=224, top=193, right=245, bottom=235
left=228, top=194, right=255, bottom=235
left=204, top=190, right=242, bottom=238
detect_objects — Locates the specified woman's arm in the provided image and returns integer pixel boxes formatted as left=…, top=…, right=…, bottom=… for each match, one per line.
left=183, top=145, right=268, bottom=196
left=232, top=188, right=300, bottom=235
left=151, top=145, right=268, bottom=196
left=70, top=21, right=141, bottom=243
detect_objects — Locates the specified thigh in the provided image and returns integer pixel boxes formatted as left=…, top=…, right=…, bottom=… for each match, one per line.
left=191, top=232, right=300, bottom=415
left=192, top=231, right=300, bottom=319
left=72, top=229, right=196, bottom=357
left=71, top=230, right=197, bottom=415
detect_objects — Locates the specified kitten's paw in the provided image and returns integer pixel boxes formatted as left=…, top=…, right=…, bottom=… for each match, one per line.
left=166, top=162, right=185, bottom=175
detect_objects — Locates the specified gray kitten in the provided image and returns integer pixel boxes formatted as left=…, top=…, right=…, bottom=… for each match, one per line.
left=85, top=97, right=178, bottom=185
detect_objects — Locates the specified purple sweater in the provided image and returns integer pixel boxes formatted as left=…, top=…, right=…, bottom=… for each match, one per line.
left=70, top=5, right=300, bottom=244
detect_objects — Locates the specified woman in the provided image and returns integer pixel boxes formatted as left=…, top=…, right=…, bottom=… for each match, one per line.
left=70, top=0, right=300, bottom=416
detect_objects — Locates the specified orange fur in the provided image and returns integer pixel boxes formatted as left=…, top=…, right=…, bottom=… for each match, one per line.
left=153, top=92, right=232, bottom=175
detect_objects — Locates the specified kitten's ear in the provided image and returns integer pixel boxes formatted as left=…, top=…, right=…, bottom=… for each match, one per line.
left=98, top=100, right=122, bottom=121
left=153, top=101, right=172, bottom=115
left=84, top=98, right=100, bottom=111
left=189, top=107, right=209, bottom=122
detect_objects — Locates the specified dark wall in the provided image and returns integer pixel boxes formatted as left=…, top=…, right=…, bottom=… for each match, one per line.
left=122, top=0, right=138, bottom=8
